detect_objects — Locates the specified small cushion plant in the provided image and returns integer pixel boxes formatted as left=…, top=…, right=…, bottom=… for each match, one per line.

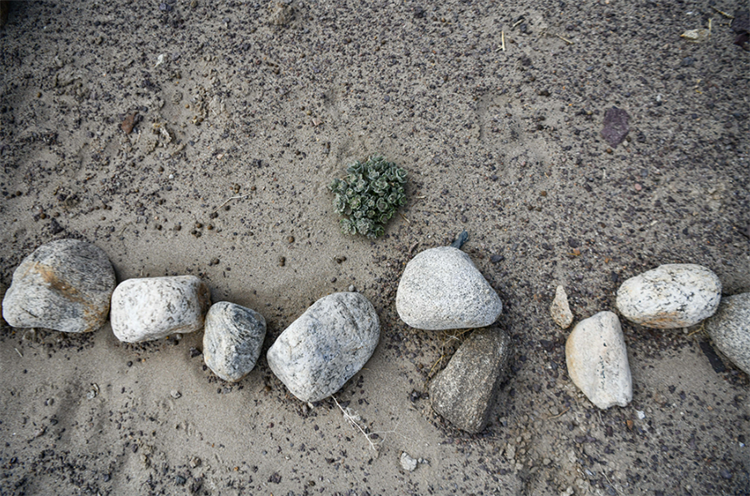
left=329, top=156, right=407, bottom=238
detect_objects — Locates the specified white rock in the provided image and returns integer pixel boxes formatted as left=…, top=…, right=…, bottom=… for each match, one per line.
left=396, top=246, right=502, bottom=330
left=400, top=452, right=418, bottom=472
left=616, top=264, right=721, bottom=328
left=2, top=239, right=116, bottom=333
left=203, top=301, right=267, bottom=382
left=110, top=276, right=211, bottom=343
left=706, top=293, right=750, bottom=376
left=550, top=285, right=574, bottom=329
left=267, top=292, right=379, bottom=403
left=565, top=311, right=632, bottom=409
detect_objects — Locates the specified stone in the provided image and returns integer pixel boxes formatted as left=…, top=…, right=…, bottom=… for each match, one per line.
left=430, top=328, right=512, bottom=433
left=203, top=301, right=267, bottom=382
left=706, top=293, right=750, bottom=376
left=616, top=264, right=721, bottom=328
left=550, top=285, right=574, bottom=329
left=110, top=276, right=211, bottom=343
left=267, top=292, right=379, bottom=403
left=565, top=312, right=632, bottom=409
left=396, top=246, right=502, bottom=330
left=400, top=452, right=418, bottom=472
left=2, top=239, right=116, bottom=334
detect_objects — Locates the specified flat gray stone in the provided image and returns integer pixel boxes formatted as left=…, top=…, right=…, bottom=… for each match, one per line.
left=616, top=264, right=721, bottom=328
left=430, top=327, right=512, bottom=433
left=2, top=239, right=116, bottom=333
left=550, top=285, right=574, bottom=329
left=566, top=311, right=632, bottom=409
left=203, top=301, right=267, bottom=382
left=396, top=246, right=502, bottom=331
left=267, top=292, right=380, bottom=403
left=706, top=293, right=750, bottom=376
left=110, top=276, right=211, bottom=343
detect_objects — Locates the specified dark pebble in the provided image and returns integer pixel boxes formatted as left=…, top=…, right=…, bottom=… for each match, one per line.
left=269, top=472, right=282, bottom=484
left=567, top=238, right=580, bottom=248
left=175, top=475, right=186, bottom=485
left=127, top=361, right=133, bottom=367
left=190, top=347, right=202, bottom=358
left=720, top=469, right=732, bottom=479
left=278, top=256, right=286, bottom=267
left=490, top=254, right=505, bottom=263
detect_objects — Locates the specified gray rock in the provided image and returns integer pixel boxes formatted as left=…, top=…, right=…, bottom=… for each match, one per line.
left=616, top=264, right=721, bottom=328
left=430, top=327, right=512, bottom=433
left=2, top=239, right=116, bottom=333
left=267, top=292, right=379, bottom=403
left=110, top=276, right=211, bottom=343
left=565, top=312, right=632, bottom=409
left=396, top=246, right=502, bottom=331
left=203, top=301, right=267, bottom=382
left=550, top=285, right=574, bottom=329
left=706, top=293, right=750, bottom=376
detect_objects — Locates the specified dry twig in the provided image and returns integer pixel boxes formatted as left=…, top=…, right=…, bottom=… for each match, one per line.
left=219, top=194, right=250, bottom=209
left=710, top=6, right=734, bottom=19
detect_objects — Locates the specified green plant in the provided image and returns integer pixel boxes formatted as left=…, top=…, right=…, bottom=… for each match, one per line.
left=329, top=156, right=407, bottom=238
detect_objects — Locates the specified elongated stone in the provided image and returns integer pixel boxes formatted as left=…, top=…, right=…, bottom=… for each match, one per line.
left=267, top=292, right=380, bottom=403
left=430, top=327, right=511, bottom=433
left=110, top=276, right=211, bottom=343
left=550, top=285, right=574, bottom=329
left=616, top=264, right=721, bottom=328
left=566, top=311, right=632, bottom=409
left=396, top=246, right=502, bottom=330
left=706, top=293, right=750, bottom=376
left=203, top=302, right=267, bottom=382
left=2, top=239, right=116, bottom=333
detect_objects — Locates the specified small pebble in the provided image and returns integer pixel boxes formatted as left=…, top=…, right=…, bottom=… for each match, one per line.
left=278, top=256, right=286, bottom=267
left=287, top=236, right=295, bottom=243
left=170, top=390, right=181, bottom=399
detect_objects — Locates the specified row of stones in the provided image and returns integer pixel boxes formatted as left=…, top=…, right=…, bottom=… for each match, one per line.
left=2, top=239, right=749, bottom=435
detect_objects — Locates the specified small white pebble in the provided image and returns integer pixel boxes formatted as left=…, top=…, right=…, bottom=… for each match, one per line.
left=636, top=410, right=646, bottom=420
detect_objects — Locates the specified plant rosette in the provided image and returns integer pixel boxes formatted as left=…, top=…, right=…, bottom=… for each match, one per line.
left=329, top=156, right=407, bottom=239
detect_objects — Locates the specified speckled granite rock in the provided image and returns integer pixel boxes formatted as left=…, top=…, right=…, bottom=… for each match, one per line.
left=430, top=328, right=511, bottom=433
left=616, top=264, right=721, bottom=328
left=2, top=239, right=116, bottom=333
left=203, top=302, right=267, bottom=382
left=396, top=246, right=502, bottom=331
left=706, top=293, right=750, bottom=376
left=550, top=285, right=574, bottom=329
left=267, top=292, right=379, bottom=403
left=110, top=276, right=211, bottom=343
left=566, top=311, right=632, bottom=409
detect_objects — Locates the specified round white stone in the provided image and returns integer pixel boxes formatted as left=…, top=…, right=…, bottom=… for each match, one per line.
left=396, top=246, right=502, bottom=330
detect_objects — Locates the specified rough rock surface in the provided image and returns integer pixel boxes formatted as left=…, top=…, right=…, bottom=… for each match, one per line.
left=110, top=276, right=211, bottom=343
left=203, top=301, right=267, bottom=382
left=566, top=311, right=632, bottom=409
left=430, top=327, right=512, bottom=433
left=400, top=452, right=418, bottom=472
left=2, top=239, right=116, bottom=333
left=706, top=293, right=750, bottom=376
left=550, top=285, right=574, bottom=329
left=616, top=264, right=721, bottom=328
left=396, top=246, right=502, bottom=330
left=267, top=292, right=380, bottom=403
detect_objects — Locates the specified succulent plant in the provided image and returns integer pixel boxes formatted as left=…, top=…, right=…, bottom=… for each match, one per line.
left=329, top=156, right=407, bottom=238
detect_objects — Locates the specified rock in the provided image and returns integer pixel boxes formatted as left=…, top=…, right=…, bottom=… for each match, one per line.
left=565, top=312, right=632, bottom=409
left=266, top=292, right=379, bottom=403
left=400, top=452, right=418, bottom=472
left=616, top=264, right=721, bottom=328
left=706, top=293, right=750, bottom=375
left=2, top=239, right=116, bottom=333
left=430, top=328, right=512, bottom=433
left=396, top=246, right=502, bottom=330
left=110, top=276, right=211, bottom=343
left=601, top=107, right=629, bottom=147
left=203, top=301, right=267, bottom=382
left=550, top=285, right=574, bottom=329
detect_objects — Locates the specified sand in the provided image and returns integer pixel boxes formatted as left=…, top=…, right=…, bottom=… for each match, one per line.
left=1, top=0, right=749, bottom=494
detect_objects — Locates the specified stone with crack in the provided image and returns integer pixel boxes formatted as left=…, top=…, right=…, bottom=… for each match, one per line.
left=2, top=239, right=116, bottom=333
left=267, top=292, right=379, bottom=403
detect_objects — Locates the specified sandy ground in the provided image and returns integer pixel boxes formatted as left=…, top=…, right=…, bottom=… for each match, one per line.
left=1, top=0, right=749, bottom=494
